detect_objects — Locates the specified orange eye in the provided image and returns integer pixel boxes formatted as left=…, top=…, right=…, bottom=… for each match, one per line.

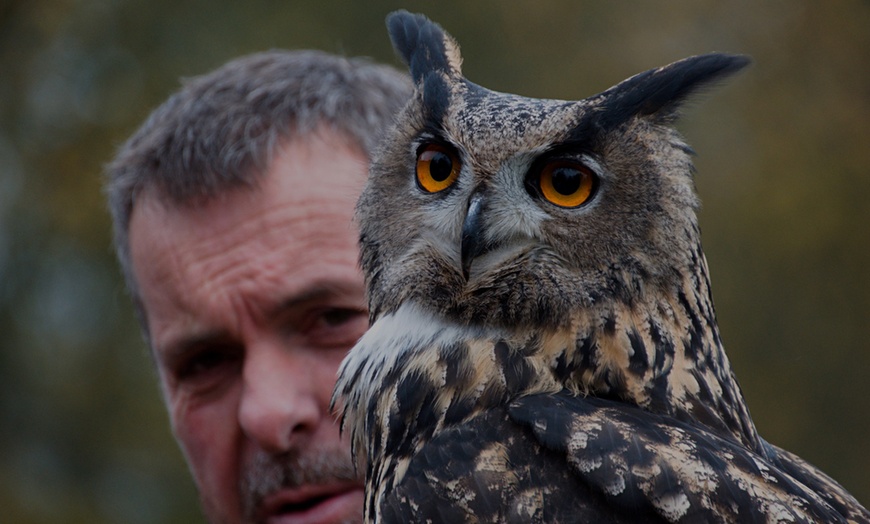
left=416, top=143, right=460, bottom=193
left=538, top=161, right=596, bottom=208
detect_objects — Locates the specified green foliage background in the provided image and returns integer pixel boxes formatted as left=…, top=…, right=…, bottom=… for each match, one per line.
left=1, top=1, right=868, bottom=521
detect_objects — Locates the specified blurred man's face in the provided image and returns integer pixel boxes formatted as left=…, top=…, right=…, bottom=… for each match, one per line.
left=129, top=131, right=369, bottom=523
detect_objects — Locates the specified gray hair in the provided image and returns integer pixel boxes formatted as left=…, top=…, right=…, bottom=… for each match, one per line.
left=105, top=49, right=412, bottom=332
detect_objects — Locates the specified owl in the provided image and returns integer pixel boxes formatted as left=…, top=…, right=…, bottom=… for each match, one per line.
left=332, top=10, right=870, bottom=523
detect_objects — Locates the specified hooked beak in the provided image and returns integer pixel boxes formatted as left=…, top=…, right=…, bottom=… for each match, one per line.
left=461, top=191, right=486, bottom=279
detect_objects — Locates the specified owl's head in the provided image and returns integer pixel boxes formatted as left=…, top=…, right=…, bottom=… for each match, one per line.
left=358, top=11, right=748, bottom=328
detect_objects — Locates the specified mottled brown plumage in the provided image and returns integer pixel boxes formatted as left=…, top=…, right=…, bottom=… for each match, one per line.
left=332, top=10, right=870, bottom=523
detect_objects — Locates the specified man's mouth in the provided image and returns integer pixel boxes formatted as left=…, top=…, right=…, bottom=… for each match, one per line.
left=258, top=483, right=364, bottom=524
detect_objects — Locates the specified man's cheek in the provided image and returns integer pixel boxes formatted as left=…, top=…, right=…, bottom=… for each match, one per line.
left=173, top=401, right=246, bottom=519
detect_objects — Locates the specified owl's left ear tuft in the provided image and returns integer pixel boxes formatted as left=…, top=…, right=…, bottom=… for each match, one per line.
left=595, top=53, right=750, bottom=130
left=387, top=10, right=463, bottom=85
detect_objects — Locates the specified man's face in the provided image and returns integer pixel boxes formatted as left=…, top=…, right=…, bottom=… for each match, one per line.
left=129, top=132, right=369, bottom=523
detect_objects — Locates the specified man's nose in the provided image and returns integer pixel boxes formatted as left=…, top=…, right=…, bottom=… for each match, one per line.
left=237, top=339, right=322, bottom=454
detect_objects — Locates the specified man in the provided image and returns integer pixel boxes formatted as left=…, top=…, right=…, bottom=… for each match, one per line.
left=105, top=50, right=411, bottom=523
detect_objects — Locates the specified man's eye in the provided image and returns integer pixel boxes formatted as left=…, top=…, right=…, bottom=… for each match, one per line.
left=320, top=308, right=365, bottom=327
left=302, top=307, right=369, bottom=349
left=176, top=347, right=240, bottom=382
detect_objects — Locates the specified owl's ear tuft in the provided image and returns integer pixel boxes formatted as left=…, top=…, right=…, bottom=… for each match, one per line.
left=595, top=53, right=750, bottom=130
left=387, top=10, right=463, bottom=85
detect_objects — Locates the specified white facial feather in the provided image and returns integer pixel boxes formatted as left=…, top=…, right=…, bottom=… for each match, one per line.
left=483, top=154, right=548, bottom=245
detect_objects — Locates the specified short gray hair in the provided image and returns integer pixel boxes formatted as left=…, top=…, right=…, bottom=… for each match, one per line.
left=105, top=50, right=412, bottom=331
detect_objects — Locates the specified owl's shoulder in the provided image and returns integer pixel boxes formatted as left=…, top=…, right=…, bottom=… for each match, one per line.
left=382, top=390, right=851, bottom=523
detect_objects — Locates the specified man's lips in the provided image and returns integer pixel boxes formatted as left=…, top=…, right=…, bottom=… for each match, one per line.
left=259, top=482, right=364, bottom=524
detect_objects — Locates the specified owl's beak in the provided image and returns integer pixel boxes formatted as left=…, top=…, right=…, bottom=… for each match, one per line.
left=461, top=192, right=486, bottom=279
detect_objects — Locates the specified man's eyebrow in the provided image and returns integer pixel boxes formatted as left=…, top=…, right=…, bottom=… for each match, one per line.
left=154, top=282, right=366, bottom=364
left=267, top=281, right=365, bottom=318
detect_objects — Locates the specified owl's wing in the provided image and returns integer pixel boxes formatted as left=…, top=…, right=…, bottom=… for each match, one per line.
left=379, top=391, right=849, bottom=523
left=762, top=442, right=870, bottom=523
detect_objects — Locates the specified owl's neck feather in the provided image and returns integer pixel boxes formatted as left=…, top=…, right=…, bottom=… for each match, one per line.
left=334, top=255, right=765, bottom=474
left=568, top=256, right=764, bottom=454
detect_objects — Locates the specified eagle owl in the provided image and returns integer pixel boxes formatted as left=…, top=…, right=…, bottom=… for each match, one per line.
left=333, top=10, right=870, bottom=523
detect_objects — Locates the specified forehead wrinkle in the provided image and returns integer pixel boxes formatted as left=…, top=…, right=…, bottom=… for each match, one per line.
left=174, top=197, right=333, bottom=286
left=136, top=189, right=360, bottom=334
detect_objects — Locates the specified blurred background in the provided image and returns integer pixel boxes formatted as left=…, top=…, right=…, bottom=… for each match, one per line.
left=1, top=0, right=868, bottom=521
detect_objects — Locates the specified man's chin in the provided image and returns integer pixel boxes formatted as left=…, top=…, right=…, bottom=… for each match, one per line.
left=199, top=490, right=364, bottom=524
left=255, top=485, right=364, bottom=524
left=199, top=492, right=243, bottom=524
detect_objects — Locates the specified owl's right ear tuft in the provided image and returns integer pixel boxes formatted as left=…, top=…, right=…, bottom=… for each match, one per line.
left=594, top=53, right=750, bottom=130
left=387, top=10, right=463, bottom=85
